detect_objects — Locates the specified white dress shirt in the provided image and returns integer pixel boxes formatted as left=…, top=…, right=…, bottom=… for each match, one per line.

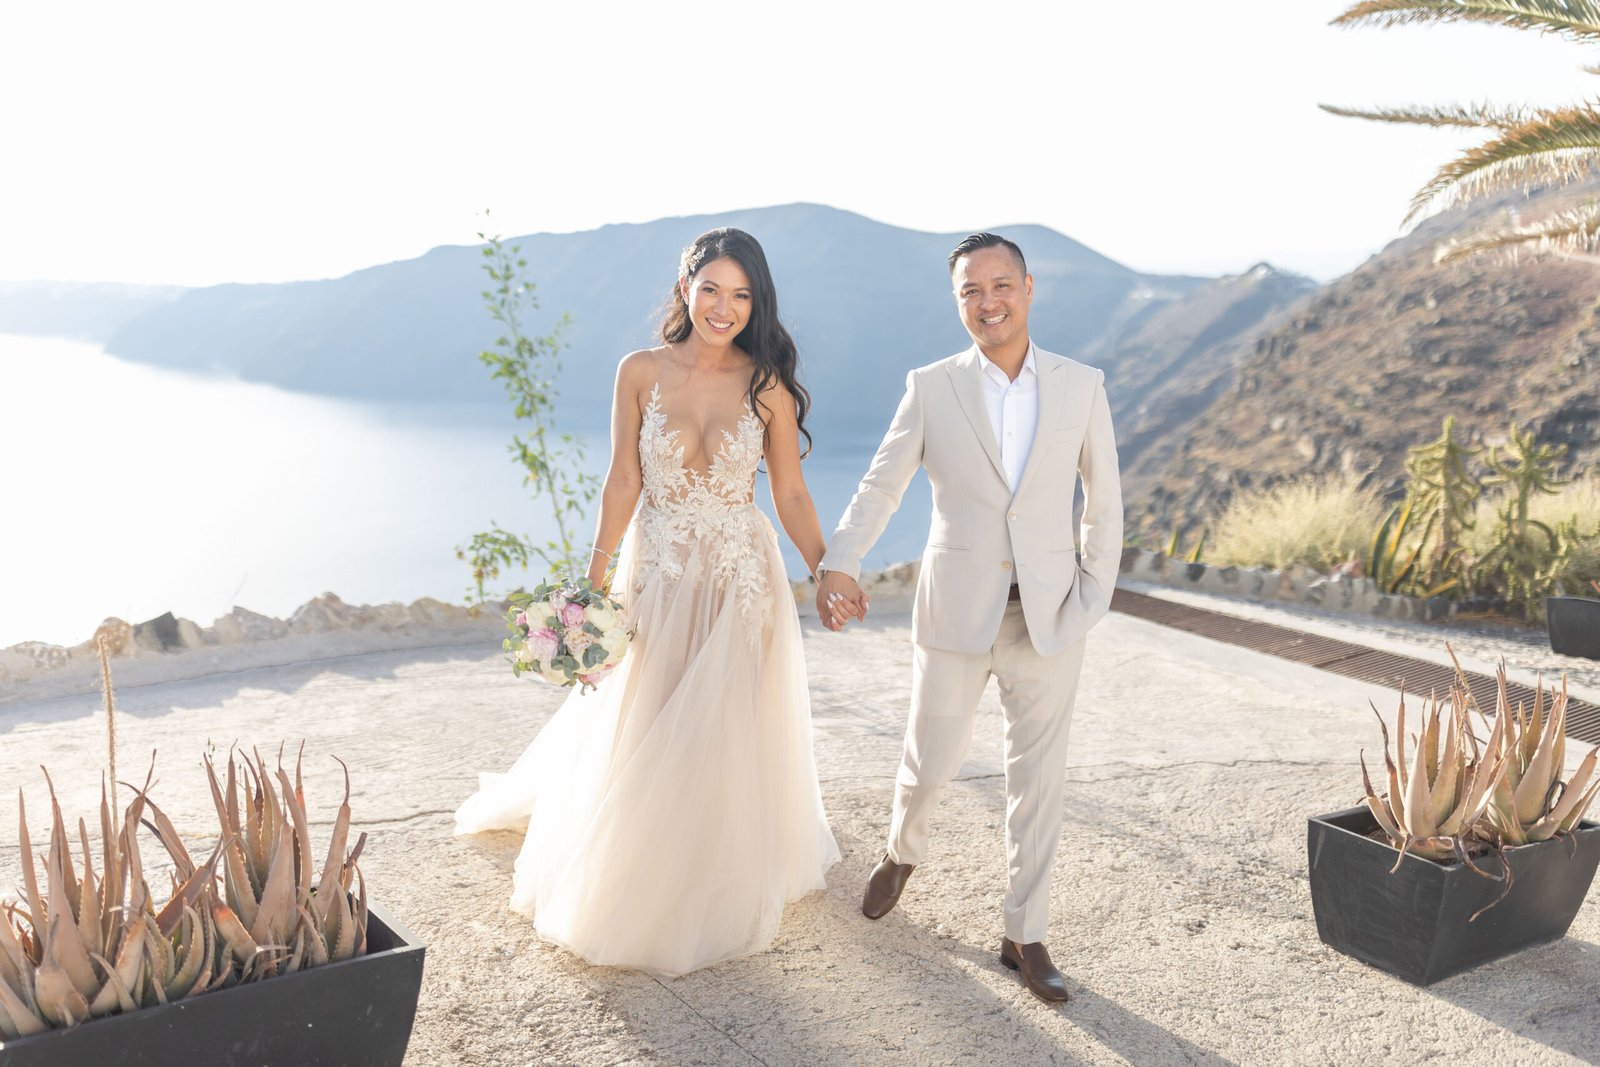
left=976, top=343, right=1039, bottom=494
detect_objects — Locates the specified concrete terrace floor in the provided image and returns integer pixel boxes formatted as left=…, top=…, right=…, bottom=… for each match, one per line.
left=1, top=595, right=1597, bottom=1066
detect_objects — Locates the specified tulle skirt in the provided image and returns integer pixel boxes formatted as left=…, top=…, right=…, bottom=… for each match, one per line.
left=454, top=509, right=840, bottom=977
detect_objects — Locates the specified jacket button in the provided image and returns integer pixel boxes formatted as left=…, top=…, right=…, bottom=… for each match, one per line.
left=1008, top=512, right=1018, bottom=521
left=1001, top=561, right=1012, bottom=571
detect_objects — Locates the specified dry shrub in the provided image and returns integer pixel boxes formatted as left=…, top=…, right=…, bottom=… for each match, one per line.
left=1465, top=476, right=1600, bottom=595
left=1207, top=475, right=1384, bottom=573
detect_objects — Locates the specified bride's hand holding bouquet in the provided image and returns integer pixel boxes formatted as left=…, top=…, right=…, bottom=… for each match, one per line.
left=505, top=577, right=633, bottom=692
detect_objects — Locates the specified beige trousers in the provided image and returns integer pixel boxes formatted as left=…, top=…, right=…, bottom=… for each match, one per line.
left=886, top=600, right=1086, bottom=944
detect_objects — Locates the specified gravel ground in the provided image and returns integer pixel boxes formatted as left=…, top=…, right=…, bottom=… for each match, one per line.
left=0, top=589, right=1596, bottom=1066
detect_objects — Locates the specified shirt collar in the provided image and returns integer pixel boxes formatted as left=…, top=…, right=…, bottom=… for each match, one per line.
left=977, top=341, right=1037, bottom=385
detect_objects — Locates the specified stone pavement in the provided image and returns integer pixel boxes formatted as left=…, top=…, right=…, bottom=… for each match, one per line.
left=1, top=597, right=1596, bottom=1066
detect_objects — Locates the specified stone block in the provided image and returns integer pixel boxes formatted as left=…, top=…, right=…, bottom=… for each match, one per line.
left=175, top=618, right=206, bottom=649
left=289, top=593, right=366, bottom=633
left=0, top=641, right=70, bottom=682
left=133, top=612, right=183, bottom=653
left=1132, top=551, right=1172, bottom=582
left=868, top=560, right=919, bottom=592
left=210, top=607, right=290, bottom=644
left=409, top=597, right=471, bottom=625
left=1347, top=578, right=1381, bottom=615
left=1423, top=597, right=1455, bottom=622
left=369, top=602, right=412, bottom=630
left=1237, top=568, right=1271, bottom=598
left=1195, top=565, right=1238, bottom=595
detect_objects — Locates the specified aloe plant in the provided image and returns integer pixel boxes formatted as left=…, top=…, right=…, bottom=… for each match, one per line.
left=0, top=748, right=367, bottom=1039
left=1361, top=686, right=1510, bottom=867
left=1475, top=671, right=1600, bottom=845
left=1359, top=648, right=1600, bottom=917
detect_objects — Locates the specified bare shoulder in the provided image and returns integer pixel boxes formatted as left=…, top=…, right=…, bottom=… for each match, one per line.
left=753, top=369, right=794, bottom=402
left=615, top=347, right=670, bottom=412
left=753, top=368, right=801, bottom=421
left=618, top=346, right=669, bottom=380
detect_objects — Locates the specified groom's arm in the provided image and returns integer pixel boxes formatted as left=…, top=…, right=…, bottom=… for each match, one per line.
left=1072, top=369, right=1124, bottom=629
left=820, top=369, right=927, bottom=581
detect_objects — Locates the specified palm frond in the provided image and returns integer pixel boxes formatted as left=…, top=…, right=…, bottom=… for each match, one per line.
left=1434, top=201, right=1600, bottom=258
left=1333, top=0, right=1600, bottom=43
left=1404, top=104, right=1600, bottom=224
left=1321, top=102, right=1530, bottom=129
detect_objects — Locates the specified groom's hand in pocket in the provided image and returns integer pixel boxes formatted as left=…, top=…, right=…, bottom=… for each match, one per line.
left=816, top=572, right=868, bottom=631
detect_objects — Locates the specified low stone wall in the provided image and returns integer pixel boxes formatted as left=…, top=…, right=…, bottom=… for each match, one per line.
left=1118, top=547, right=1469, bottom=623
left=5, top=553, right=1464, bottom=701
left=27, top=549, right=1461, bottom=700
left=2, top=565, right=933, bottom=701
left=0, top=593, right=489, bottom=699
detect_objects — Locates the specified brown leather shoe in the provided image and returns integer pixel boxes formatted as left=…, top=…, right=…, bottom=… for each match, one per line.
left=999, top=937, right=1071, bottom=1003
left=861, top=855, right=915, bottom=919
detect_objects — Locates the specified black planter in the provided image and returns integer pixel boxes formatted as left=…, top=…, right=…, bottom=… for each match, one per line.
left=0, top=900, right=425, bottom=1066
left=1547, top=596, right=1600, bottom=660
left=1307, top=807, right=1600, bottom=985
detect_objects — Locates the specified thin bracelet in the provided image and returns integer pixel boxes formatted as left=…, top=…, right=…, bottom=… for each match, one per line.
left=593, top=546, right=615, bottom=561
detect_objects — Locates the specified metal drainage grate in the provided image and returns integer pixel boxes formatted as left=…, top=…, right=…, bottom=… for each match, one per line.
left=1111, top=587, right=1600, bottom=745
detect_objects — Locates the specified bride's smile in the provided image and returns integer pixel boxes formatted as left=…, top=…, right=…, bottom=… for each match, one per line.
left=682, top=256, right=752, bottom=347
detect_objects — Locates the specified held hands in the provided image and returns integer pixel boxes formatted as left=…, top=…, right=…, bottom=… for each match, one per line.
left=816, top=571, right=869, bottom=632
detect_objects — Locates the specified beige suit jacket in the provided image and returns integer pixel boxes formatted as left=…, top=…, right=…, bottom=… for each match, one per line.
left=822, top=343, right=1123, bottom=657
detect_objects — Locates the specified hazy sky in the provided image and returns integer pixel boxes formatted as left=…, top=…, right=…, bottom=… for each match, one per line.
left=4, top=1, right=1596, bottom=287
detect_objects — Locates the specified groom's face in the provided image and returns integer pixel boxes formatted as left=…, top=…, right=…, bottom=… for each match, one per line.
left=952, top=247, right=1032, bottom=352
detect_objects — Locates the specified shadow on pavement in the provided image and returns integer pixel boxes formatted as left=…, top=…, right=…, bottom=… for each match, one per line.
left=1425, top=935, right=1600, bottom=1066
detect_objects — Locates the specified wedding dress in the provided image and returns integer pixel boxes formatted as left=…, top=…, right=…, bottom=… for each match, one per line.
left=454, top=384, right=840, bottom=977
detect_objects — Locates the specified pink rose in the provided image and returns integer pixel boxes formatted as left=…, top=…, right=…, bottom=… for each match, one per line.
left=562, top=601, right=586, bottom=629
left=565, top=629, right=595, bottom=661
left=526, top=628, right=560, bottom=665
left=514, top=610, right=529, bottom=630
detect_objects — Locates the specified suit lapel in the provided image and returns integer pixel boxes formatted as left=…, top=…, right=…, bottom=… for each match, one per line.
left=1011, top=352, right=1068, bottom=501
left=948, top=348, right=1008, bottom=486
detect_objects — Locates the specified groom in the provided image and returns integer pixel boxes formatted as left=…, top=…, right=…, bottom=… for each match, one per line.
left=816, top=232, right=1122, bottom=1003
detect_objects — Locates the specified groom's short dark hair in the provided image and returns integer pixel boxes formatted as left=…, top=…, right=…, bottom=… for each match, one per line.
left=948, top=232, right=1027, bottom=276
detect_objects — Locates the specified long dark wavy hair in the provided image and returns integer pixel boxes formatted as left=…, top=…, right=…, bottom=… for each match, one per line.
left=660, top=227, right=811, bottom=456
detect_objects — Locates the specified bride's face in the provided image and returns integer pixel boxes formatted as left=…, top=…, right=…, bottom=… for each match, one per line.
left=680, top=256, right=753, bottom=349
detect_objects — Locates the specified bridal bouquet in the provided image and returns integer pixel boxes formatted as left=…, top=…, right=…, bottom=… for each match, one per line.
left=505, top=579, right=633, bottom=692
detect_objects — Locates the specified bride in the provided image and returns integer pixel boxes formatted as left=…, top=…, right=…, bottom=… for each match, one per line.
left=455, top=227, right=845, bottom=977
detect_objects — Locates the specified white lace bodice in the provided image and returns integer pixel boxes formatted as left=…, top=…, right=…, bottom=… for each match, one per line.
left=632, top=384, right=771, bottom=630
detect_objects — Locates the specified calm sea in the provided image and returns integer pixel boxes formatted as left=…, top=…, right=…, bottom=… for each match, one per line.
left=0, top=336, right=932, bottom=648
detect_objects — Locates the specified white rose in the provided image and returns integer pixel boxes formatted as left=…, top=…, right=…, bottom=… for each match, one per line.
left=584, top=600, right=619, bottom=634
left=599, top=628, right=630, bottom=665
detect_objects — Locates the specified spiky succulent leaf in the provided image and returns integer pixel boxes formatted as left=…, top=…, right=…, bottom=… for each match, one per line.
left=1557, top=774, right=1600, bottom=832
left=0, top=959, right=48, bottom=1038
left=1403, top=723, right=1438, bottom=836
left=1362, top=752, right=1406, bottom=841
left=1512, top=687, right=1565, bottom=823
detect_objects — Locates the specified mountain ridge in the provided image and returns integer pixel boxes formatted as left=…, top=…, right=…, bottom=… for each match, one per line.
left=0, top=204, right=1278, bottom=440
